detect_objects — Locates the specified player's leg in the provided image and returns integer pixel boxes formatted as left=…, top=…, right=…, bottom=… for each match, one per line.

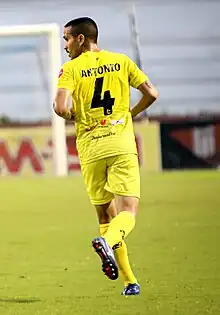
left=99, top=200, right=138, bottom=290
left=102, top=197, right=140, bottom=294
left=92, top=201, right=119, bottom=280
left=103, top=154, right=140, bottom=248
left=93, top=196, right=138, bottom=285
left=80, top=160, right=118, bottom=280
left=111, top=196, right=140, bottom=295
left=100, top=154, right=141, bottom=294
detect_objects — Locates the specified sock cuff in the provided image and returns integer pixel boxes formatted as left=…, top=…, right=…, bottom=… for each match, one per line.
left=99, top=223, right=110, bottom=228
left=100, top=223, right=110, bottom=237
left=120, top=211, right=135, bottom=221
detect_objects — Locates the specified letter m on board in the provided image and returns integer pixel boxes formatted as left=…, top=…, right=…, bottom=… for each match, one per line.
left=0, top=139, right=43, bottom=174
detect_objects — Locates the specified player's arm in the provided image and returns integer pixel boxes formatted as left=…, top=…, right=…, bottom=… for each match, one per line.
left=130, top=81, right=158, bottom=118
left=53, top=63, right=75, bottom=121
left=126, top=56, right=159, bottom=118
left=53, top=88, right=74, bottom=121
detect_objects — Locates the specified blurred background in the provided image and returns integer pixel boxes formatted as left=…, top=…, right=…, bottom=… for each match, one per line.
left=0, top=2, right=220, bottom=314
left=0, top=0, right=220, bottom=174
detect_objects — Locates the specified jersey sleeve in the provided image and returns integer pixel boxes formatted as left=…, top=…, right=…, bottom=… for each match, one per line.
left=126, top=56, right=149, bottom=89
left=57, top=62, right=75, bottom=93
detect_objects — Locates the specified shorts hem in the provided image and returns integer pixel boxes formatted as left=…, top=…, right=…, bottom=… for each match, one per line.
left=106, top=187, right=140, bottom=199
left=115, top=193, right=140, bottom=199
left=91, top=196, right=114, bottom=206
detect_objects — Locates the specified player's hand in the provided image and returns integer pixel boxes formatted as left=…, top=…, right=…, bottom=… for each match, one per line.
left=69, top=110, right=75, bottom=122
left=62, top=110, right=74, bottom=121
left=53, top=104, right=74, bottom=122
left=131, top=109, right=148, bottom=122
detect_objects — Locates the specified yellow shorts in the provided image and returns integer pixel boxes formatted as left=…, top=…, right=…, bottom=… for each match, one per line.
left=81, top=154, right=140, bottom=205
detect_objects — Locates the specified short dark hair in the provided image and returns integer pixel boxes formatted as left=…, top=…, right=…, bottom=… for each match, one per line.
left=65, top=17, right=98, bottom=43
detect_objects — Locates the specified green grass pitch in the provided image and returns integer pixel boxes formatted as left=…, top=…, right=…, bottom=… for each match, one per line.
left=0, top=170, right=220, bottom=315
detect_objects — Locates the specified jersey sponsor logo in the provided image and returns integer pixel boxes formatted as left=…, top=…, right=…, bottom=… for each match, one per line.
left=91, top=132, right=116, bottom=140
left=100, top=119, right=107, bottom=126
left=85, top=125, right=97, bottom=132
left=58, top=68, right=63, bottom=78
left=81, top=63, right=121, bottom=78
left=111, top=119, right=124, bottom=126
left=85, top=120, right=107, bottom=131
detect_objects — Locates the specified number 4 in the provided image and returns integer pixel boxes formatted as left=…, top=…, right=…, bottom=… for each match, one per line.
left=91, top=77, right=115, bottom=115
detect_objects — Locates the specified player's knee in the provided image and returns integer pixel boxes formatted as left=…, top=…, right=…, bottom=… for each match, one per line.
left=115, top=196, right=139, bottom=216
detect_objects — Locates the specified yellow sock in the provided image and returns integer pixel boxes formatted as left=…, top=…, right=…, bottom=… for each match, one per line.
left=100, top=223, right=137, bottom=286
left=113, top=240, right=138, bottom=285
left=103, top=211, right=135, bottom=248
left=100, top=223, right=109, bottom=237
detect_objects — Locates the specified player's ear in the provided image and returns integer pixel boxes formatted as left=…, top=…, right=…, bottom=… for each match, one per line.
left=78, top=34, right=85, bottom=46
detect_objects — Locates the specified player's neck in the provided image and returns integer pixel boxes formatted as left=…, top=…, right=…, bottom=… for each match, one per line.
left=84, top=43, right=100, bottom=53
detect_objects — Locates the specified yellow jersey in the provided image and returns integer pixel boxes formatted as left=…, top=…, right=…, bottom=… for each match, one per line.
left=57, top=50, right=148, bottom=164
